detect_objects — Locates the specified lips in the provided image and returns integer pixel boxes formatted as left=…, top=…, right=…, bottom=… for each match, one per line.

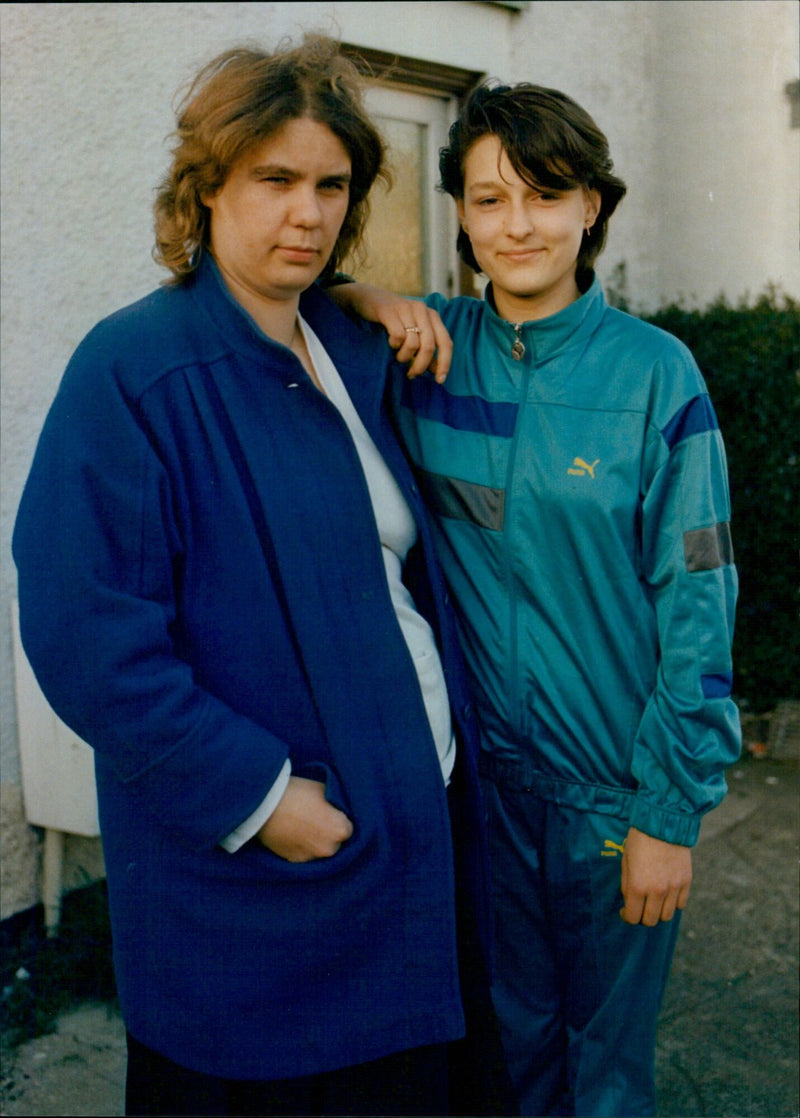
left=500, top=248, right=544, bottom=262
left=279, top=246, right=319, bottom=262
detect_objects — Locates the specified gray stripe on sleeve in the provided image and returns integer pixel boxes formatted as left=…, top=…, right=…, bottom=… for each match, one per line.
left=684, top=522, right=734, bottom=572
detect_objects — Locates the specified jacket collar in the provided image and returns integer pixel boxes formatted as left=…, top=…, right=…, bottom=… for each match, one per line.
left=483, top=274, right=607, bottom=365
left=185, top=252, right=374, bottom=377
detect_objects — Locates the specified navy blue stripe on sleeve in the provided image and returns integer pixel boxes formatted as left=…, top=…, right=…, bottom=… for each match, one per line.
left=701, top=672, right=733, bottom=699
left=661, top=394, right=719, bottom=450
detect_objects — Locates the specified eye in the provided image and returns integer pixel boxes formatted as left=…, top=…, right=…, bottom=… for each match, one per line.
left=318, top=179, right=349, bottom=193
left=475, top=196, right=500, bottom=208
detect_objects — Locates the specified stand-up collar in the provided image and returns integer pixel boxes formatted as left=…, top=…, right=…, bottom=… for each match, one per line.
left=483, top=275, right=607, bottom=364
left=185, top=252, right=364, bottom=372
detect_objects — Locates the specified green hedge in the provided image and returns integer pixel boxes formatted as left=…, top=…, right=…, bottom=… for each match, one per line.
left=641, top=288, right=799, bottom=713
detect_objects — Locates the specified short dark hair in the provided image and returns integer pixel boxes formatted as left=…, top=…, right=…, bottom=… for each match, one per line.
left=154, top=35, right=387, bottom=283
left=439, top=83, right=627, bottom=287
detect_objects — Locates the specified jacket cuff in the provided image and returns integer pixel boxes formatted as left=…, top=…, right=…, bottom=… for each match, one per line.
left=219, top=760, right=291, bottom=853
left=628, top=796, right=702, bottom=847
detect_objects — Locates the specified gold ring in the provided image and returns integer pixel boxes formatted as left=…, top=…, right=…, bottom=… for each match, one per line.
left=404, top=326, right=422, bottom=334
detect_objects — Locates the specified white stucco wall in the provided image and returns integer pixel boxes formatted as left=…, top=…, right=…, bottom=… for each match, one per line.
left=505, top=0, right=663, bottom=308
left=650, top=0, right=800, bottom=307
left=508, top=0, right=800, bottom=311
left=1, top=0, right=797, bottom=918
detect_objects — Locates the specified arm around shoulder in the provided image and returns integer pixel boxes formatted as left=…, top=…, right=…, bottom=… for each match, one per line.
left=327, top=281, right=453, bottom=380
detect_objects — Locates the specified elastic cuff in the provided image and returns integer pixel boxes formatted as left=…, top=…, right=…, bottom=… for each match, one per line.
left=628, top=797, right=702, bottom=847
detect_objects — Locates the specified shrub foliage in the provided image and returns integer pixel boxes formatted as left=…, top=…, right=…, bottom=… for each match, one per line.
left=643, top=289, right=799, bottom=712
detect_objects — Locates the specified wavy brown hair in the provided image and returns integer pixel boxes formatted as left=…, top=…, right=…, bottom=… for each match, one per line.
left=154, top=36, right=387, bottom=283
left=439, top=83, right=627, bottom=290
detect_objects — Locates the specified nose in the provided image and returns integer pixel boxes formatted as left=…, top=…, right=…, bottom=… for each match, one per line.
left=505, top=198, right=534, bottom=239
left=290, top=185, right=323, bottom=228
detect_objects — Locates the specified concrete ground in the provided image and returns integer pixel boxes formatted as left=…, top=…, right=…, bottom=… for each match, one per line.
left=1, top=1001, right=125, bottom=1117
left=1, top=738, right=797, bottom=1117
left=654, top=747, right=799, bottom=1118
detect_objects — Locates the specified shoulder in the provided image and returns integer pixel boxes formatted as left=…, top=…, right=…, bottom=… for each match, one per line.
left=593, top=304, right=710, bottom=424
left=70, top=280, right=211, bottom=399
left=424, top=292, right=485, bottom=330
left=303, top=282, right=387, bottom=344
left=603, top=306, right=702, bottom=376
left=84, top=281, right=188, bottom=343
left=303, top=284, right=396, bottom=386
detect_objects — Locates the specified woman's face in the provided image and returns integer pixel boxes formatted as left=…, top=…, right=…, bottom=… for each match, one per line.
left=203, top=117, right=351, bottom=312
left=457, top=133, right=600, bottom=322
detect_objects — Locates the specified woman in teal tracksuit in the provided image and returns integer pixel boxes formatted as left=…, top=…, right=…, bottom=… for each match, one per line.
left=335, top=83, right=741, bottom=1116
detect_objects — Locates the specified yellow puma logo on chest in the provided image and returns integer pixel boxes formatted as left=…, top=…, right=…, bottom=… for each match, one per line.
left=568, top=457, right=600, bottom=478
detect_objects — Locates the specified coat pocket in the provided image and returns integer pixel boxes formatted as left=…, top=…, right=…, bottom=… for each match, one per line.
left=295, top=760, right=350, bottom=817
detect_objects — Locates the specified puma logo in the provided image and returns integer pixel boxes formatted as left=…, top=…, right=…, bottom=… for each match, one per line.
left=568, top=457, right=600, bottom=478
left=601, top=839, right=626, bottom=858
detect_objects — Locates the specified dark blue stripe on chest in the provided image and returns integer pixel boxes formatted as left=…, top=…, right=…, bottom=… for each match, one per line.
left=402, top=377, right=518, bottom=437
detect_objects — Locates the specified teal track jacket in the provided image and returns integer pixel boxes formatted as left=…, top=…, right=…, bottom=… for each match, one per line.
left=395, top=278, right=741, bottom=846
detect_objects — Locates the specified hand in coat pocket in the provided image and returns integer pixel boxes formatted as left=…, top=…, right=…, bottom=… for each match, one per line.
left=257, top=776, right=354, bottom=863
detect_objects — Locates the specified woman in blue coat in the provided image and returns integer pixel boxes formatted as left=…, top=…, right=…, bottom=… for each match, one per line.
left=12, top=37, right=510, bottom=1118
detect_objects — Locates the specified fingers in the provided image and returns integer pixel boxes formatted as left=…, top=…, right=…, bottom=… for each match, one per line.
left=620, top=879, right=693, bottom=926
left=619, top=888, right=664, bottom=926
left=644, top=891, right=673, bottom=927
left=391, top=306, right=453, bottom=382
left=619, top=856, right=645, bottom=924
left=657, top=880, right=692, bottom=924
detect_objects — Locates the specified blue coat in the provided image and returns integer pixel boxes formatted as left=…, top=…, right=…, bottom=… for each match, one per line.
left=13, top=258, right=488, bottom=1079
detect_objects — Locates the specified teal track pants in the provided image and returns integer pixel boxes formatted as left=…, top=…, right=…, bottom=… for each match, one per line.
left=482, top=776, right=682, bottom=1117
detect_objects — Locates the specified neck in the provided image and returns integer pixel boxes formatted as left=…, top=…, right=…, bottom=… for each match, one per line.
left=492, top=278, right=581, bottom=324
left=235, top=286, right=300, bottom=347
left=213, top=259, right=301, bottom=346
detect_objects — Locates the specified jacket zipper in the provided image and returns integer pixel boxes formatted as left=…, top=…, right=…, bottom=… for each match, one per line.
left=503, top=332, right=530, bottom=743
left=511, top=323, right=526, bottom=361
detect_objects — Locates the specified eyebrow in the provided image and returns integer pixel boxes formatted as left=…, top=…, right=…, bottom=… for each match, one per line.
left=467, top=179, right=554, bottom=191
left=249, top=163, right=352, bottom=183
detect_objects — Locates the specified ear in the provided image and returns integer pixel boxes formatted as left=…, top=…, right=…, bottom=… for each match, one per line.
left=584, top=188, right=601, bottom=230
left=456, top=198, right=467, bottom=231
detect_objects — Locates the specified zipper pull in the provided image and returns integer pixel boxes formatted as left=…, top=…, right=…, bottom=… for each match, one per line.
left=511, top=323, right=525, bottom=361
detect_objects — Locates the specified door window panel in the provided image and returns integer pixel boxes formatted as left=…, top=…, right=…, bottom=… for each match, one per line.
left=345, top=87, right=458, bottom=297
